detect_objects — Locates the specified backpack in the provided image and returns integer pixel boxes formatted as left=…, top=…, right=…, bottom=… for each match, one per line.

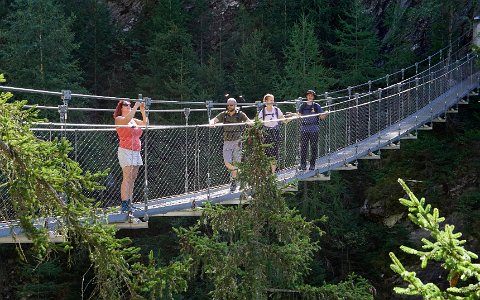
left=260, top=106, right=279, bottom=120
left=299, top=103, right=321, bottom=126
left=223, top=110, right=241, bottom=123
left=299, top=103, right=320, bottom=114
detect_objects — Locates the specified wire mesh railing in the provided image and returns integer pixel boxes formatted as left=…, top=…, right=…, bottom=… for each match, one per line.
left=0, top=49, right=478, bottom=222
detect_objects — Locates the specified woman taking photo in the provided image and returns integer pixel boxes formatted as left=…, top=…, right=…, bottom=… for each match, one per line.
left=113, top=100, right=148, bottom=213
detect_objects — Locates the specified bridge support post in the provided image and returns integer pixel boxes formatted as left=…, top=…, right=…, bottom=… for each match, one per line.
left=59, top=90, right=71, bottom=127
left=473, top=16, right=480, bottom=48
left=143, top=96, right=151, bottom=221
left=184, top=107, right=191, bottom=193
left=205, top=101, right=213, bottom=200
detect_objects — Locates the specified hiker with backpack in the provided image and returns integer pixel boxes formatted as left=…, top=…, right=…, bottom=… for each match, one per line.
left=297, top=89, right=328, bottom=171
left=210, top=98, right=252, bottom=192
left=258, top=93, right=289, bottom=174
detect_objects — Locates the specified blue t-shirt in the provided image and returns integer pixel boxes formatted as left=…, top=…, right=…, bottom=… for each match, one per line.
left=299, top=102, right=324, bottom=132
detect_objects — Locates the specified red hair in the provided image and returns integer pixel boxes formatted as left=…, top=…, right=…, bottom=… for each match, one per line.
left=113, top=101, right=124, bottom=118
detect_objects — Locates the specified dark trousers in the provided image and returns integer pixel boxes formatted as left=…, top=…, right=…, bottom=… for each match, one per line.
left=263, top=127, right=280, bottom=159
left=300, top=131, right=318, bottom=168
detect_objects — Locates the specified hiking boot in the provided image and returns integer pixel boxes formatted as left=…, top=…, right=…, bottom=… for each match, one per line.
left=309, top=165, right=315, bottom=170
left=299, top=165, right=307, bottom=171
left=121, top=200, right=129, bottom=213
left=230, top=179, right=237, bottom=192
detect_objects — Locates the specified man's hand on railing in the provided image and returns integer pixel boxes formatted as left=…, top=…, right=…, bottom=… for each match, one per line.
left=319, top=111, right=329, bottom=121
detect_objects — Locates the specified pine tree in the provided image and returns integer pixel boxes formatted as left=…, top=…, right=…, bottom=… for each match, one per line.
left=232, top=30, right=279, bottom=101
left=329, top=0, right=381, bottom=87
left=188, top=0, right=213, bottom=66
left=0, top=0, right=13, bottom=20
left=196, top=55, right=226, bottom=100
left=0, top=0, right=83, bottom=94
left=220, top=4, right=259, bottom=78
left=62, top=0, right=118, bottom=95
left=175, top=119, right=321, bottom=299
left=382, top=0, right=418, bottom=72
left=140, top=23, right=198, bottom=100
left=276, top=15, right=333, bottom=100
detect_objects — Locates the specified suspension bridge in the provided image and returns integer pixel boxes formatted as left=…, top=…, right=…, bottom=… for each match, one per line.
left=0, top=42, right=479, bottom=242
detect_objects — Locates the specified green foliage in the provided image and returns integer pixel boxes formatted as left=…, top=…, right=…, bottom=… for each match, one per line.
left=276, top=15, right=333, bottom=99
left=0, top=0, right=83, bottom=93
left=196, top=55, right=226, bottom=100
left=0, top=82, right=189, bottom=299
left=62, top=0, right=119, bottom=95
left=290, top=175, right=408, bottom=285
left=294, top=273, right=374, bottom=299
left=140, top=23, right=198, bottom=100
left=329, top=0, right=381, bottom=87
left=456, top=191, right=480, bottom=238
left=383, top=0, right=470, bottom=71
left=176, top=119, right=321, bottom=299
left=188, top=0, right=213, bottom=66
left=0, top=0, right=12, bottom=19
left=366, top=129, right=474, bottom=214
left=382, top=0, right=420, bottom=71
left=15, top=260, right=71, bottom=299
left=390, top=179, right=480, bottom=299
left=232, top=30, right=279, bottom=101
left=149, top=0, right=188, bottom=34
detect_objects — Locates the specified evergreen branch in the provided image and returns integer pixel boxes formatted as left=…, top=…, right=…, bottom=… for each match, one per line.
left=390, top=179, right=480, bottom=298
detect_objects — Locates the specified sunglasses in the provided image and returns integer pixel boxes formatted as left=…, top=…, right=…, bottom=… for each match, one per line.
left=227, top=104, right=235, bottom=107
left=122, top=102, right=131, bottom=107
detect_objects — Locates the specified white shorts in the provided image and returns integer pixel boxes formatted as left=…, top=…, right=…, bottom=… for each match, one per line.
left=118, top=147, right=143, bottom=168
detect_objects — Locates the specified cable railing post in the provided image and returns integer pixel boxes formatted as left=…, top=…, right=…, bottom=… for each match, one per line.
left=59, top=90, right=71, bottom=133
left=347, top=86, right=352, bottom=146
left=401, top=68, right=405, bottom=81
left=397, top=83, right=403, bottom=121
left=415, top=77, right=419, bottom=113
left=469, top=52, right=474, bottom=101
left=183, top=107, right=191, bottom=193
left=74, top=129, right=78, bottom=162
left=377, top=88, right=382, bottom=133
left=283, top=120, right=287, bottom=170
left=255, top=100, right=263, bottom=113
left=415, top=62, right=419, bottom=75
left=142, top=96, right=151, bottom=220
left=326, top=96, right=333, bottom=174
left=367, top=93, right=371, bottom=137
left=355, top=93, right=359, bottom=144
left=295, top=97, right=303, bottom=172
left=324, top=92, right=330, bottom=157
left=327, top=96, right=332, bottom=154
left=428, top=56, right=432, bottom=103
left=205, top=100, right=213, bottom=200
left=58, top=90, right=71, bottom=205
left=444, top=65, right=449, bottom=96
left=194, top=125, right=200, bottom=193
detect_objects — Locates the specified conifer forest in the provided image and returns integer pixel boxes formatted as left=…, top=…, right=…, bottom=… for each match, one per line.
left=0, top=0, right=480, bottom=299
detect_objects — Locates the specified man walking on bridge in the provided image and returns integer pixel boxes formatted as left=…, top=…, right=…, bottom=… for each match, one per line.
left=210, top=98, right=252, bottom=192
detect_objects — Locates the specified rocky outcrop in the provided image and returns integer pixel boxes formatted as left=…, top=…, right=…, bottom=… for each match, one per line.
left=106, top=0, right=147, bottom=30
left=104, top=0, right=476, bottom=56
